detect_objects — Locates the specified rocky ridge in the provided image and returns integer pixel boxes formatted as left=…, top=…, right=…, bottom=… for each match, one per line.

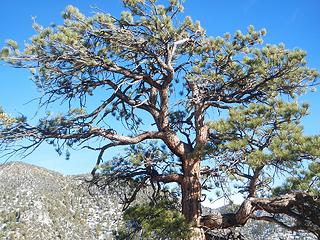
left=0, top=161, right=317, bottom=240
left=0, top=161, right=122, bottom=240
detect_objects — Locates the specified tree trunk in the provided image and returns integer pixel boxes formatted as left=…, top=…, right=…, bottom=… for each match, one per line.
left=181, top=158, right=206, bottom=240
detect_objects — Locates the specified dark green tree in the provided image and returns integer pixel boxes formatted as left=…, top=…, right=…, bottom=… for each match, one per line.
left=116, top=199, right=191, bottom=240
left=1, top=0, right=319, bottom=239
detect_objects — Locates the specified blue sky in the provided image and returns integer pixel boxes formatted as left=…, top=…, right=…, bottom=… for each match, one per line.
left=0, top=0, right=320, bottom=174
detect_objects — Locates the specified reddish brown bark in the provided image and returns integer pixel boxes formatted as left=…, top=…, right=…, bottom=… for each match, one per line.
left=180, top=156, right=206, bottom=240
left=181, top=158, right=202, bottom=225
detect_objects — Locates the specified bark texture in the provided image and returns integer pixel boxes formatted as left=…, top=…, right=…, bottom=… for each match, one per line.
left=181, top=159, right=202, bottom=225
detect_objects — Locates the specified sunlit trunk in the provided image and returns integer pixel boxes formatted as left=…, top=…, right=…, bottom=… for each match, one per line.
left=181, top=158, right=206, bottom=240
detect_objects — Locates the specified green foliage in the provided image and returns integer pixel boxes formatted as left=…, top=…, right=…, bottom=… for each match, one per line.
left=209, top=100, right=320, bottom=169
left=101, top=141, right=173, bottom=178
left=0, top=107, right=17, bottom=128
left=0, top=48, right=9, bottom=58
left=116, top=199, right=191, bottom=240
left=6, top=39, right=18, bottom=49
left=273, top=162, right=320, bottom=197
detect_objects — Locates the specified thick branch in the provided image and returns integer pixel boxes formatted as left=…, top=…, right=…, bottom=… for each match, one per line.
left=152, top=173, right=183, bottom=184
left=201, top=192, right=320, bottom=238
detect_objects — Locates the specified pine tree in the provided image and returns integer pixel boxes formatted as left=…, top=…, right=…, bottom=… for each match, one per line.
left=1, top=0, right=319, bottom=239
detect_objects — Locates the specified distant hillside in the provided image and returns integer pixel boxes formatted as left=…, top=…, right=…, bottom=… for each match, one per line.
left=0, top=162, right=317, bottom=240
left=0, top=161, right=122, bottom=240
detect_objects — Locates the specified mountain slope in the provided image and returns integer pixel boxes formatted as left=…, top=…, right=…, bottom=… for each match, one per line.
left=0, top=162, right=122, bottom=240
left=0, top=162, right=317, bottom=240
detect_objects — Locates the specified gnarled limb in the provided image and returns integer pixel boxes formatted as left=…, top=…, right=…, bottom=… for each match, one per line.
left=201, top=192, right=320, bottom=238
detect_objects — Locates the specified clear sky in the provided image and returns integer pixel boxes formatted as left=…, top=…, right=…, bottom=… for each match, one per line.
left=0, top=0, right=319, bottom=174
